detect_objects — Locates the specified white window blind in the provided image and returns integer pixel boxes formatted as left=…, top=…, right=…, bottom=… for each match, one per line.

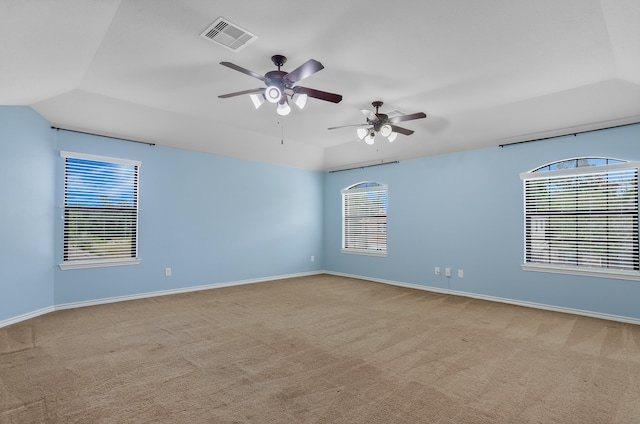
left=61, top=151, right=140, bottom=269
left=342, top=182, right=388, bottom=256
left=521, top=160, right=639, bottom=277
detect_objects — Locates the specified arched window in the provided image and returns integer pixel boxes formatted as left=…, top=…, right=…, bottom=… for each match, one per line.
left=341, top=182, right=388, bottom=256
left=531, top=157, right=625, bottom=172
left=520, top=158, right=639, bottom=278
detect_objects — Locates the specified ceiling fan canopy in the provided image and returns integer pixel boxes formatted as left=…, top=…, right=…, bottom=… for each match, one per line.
left=329, top=101, right=427, bottom=144
left=218, top=55, right=343, bottom=116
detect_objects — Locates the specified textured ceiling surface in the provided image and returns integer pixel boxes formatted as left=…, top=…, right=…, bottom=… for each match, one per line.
left=2, top=0, right=639, bottom=170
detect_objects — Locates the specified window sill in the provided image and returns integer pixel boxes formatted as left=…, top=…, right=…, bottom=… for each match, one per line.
left=522, top=263, right=640, bottom=281
left=59, top=259, right=141, bottom=270
left=341, top=248, right=387, bottom=257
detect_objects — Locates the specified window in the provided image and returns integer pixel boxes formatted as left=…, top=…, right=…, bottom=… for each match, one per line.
left=60, top=151, right=141, bottom=269
left=342, top=182, right=388, bottom=256
left=521, top=158, right=639, bottom=279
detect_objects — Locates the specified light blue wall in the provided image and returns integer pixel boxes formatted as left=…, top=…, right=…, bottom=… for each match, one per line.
left=323, top=123, right=640, bottom=320
left=0, top=106, right=55, bottom=322
left=52, top=129, right=324, bottom=305
left=2, top=104, right=639, bottom=324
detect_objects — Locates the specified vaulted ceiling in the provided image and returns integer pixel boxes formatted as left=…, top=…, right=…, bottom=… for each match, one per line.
left=2, top=0, right=639, bottom=170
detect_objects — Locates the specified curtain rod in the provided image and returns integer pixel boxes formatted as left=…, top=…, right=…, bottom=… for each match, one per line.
left=498, top=121, right=638, bottom=148
left=328, top=160, right=399, bottom=173
left=51, top=126, right=156, bottom=146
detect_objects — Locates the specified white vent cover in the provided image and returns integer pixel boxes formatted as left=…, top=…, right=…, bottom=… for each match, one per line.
left=200, top=17, right=257, bottom=52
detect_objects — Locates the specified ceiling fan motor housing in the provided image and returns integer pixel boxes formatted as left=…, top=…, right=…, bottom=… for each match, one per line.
left=372, top=113, right=388, bottom=132
left=264, top=70, right=288, bottom=102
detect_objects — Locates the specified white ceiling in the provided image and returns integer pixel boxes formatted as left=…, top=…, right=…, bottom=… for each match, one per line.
left=2, top=0, right=639, bottom=171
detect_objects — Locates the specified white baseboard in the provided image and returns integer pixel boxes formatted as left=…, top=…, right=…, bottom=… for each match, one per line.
left=325, top=271, right=640, bottom=326
left=0, top=271, right=322, bottom=328
left=0, top=305, right=56, bottom=329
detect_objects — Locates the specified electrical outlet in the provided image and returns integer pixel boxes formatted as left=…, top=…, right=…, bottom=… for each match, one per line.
left=445, top=268, right=451, bottom=277
left=165, top=267, right=172, bottom=277
left=435, top=267, right=440, bottom=275
left=458, top=269, right=464, bottom=278
left=311, top=255, right=315, bottom=262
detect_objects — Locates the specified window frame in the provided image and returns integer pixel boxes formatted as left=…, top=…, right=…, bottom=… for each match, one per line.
left=341, top=181, right=388, bottom=257
left=59, top=151, right=141, bottom=270
left=520, top=158, right=640, bottom=280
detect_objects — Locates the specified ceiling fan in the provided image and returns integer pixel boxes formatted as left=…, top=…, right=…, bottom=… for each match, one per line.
left=218, top=54, right=343, bottom=116
left=329, top=101, right=427, bottom=144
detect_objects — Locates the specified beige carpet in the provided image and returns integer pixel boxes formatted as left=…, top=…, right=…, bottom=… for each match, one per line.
left=1, top=274, right=640, bottom=423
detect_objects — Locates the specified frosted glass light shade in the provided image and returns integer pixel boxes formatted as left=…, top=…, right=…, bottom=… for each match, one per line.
left=356, top=127, right=368, bottom=140
left=387, top=132, right=397, bottom=142
left=249, top=93, right=265, bottom=109
left=380, top=124, right=392, bottom=137
left=276, top=99, right=291, bottom=116
left=364, top=132, right=375, bottom=145
left=292, top=93, right=308, bottom=109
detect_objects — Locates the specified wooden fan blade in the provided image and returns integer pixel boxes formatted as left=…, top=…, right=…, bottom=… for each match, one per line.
left=361, top=109, right=377, bottom=121
left=294, top=86, right=342, bottom=103
left=218, top=88, right=265, bottom=98
left=328, top=124, right=372, bottom=130
left=220, top=62, right=267, bottom=82
left=284, top=59, right=324, bottom=84
left=390, top=125, right=415, bottom=136
left=389, top=112, right=427, bottom=124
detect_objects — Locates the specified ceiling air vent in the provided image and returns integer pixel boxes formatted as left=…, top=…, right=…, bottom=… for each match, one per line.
left=200, top=17, right=257, bottom=52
